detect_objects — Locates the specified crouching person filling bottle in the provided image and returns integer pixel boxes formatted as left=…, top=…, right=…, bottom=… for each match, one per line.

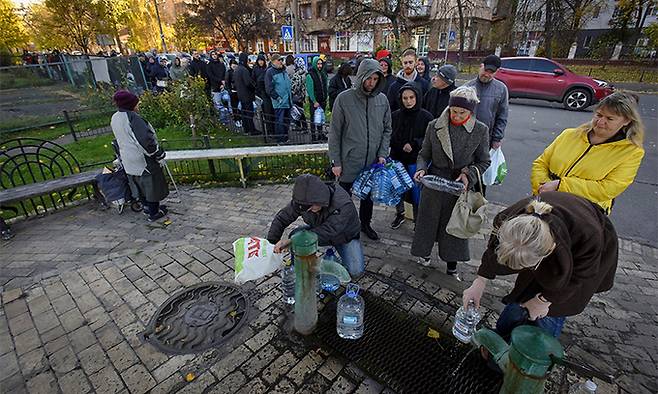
left=462, top=191, right=620, bottom=340
left=267, top=174, right=365, bottom=277
left=110, top=90, right=169, bottom=221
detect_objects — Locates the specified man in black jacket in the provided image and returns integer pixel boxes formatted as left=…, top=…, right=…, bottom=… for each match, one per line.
left=423, top=64, right=458, bottom=118
left=206, top=51, right=226, bottom=93
left=188, top=51, right=209, bottom=96
left=267, top=174, right=365, bottom=276
left=387, top=48, right=429, bottom=112
left=235, top=53, right=257, bottom=135
left=252, top=53, right=273, bottom=135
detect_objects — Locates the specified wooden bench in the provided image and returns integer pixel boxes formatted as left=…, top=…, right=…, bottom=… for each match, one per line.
left=166, top=143, right=329, bottom=187
left=0, top=138, right=103, bottom=239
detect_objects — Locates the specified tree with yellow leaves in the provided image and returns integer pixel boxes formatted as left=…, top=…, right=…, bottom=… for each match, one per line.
left=0, top=0, right=29, bottom=53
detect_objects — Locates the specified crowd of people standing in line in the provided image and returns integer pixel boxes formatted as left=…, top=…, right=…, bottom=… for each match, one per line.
left=108, top=48, right=647, bottom=342
left=269, top=50, right=646, bottom=342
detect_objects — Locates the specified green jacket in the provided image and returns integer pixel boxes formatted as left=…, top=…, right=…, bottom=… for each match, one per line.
left=305, top=56, right=328, bottom=105
left=328, top=59, right=392, bottom=183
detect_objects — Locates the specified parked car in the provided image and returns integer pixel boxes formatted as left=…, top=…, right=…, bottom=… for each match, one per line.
left=495, top=57, right=614, bottom=111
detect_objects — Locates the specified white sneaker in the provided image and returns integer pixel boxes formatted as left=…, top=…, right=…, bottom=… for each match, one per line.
left=416, top=257, right=431, bottom=267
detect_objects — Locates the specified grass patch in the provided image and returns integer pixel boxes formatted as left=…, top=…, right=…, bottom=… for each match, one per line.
left=566, top=64, right=657, bottom=84
left=0, top=70, right=56, bottom=90
left=0, top=112, right=114, bottom=142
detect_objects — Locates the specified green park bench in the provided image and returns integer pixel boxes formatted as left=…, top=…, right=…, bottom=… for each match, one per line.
left=0, top=138, right=103, bottom=239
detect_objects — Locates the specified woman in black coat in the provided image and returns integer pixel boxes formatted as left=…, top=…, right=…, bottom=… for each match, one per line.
left=389, top=81, right=434, bottom=228
left=328, top=62, right=352, bottom=110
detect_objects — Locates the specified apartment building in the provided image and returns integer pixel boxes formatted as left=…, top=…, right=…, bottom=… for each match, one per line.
left=248, top=0, right=501, bottom=58
left=510, top=0, right=657, bottom=58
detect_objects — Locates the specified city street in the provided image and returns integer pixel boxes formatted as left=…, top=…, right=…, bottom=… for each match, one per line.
left=485, top=93, right=658, bottom=247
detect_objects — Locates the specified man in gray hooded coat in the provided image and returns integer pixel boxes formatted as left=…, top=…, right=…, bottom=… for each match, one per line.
left=329, top=58, right=392, bottom=241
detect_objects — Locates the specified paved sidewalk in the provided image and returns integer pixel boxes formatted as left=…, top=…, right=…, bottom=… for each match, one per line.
left=0, top=185, right=656, bottom=394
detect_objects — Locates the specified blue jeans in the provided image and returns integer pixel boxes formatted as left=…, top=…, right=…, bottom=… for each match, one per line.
left=274, top=108, right=290, bottom=142
left=496, top=303, right=566, bottom=339
left=334, top=238, right=366, bottom=277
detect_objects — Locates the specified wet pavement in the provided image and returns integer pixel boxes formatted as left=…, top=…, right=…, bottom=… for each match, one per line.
left=1, top=184, right=656, bottom=393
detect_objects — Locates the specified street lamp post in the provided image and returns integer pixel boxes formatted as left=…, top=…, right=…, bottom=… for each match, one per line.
left=152, top=0, right=168, bottom=53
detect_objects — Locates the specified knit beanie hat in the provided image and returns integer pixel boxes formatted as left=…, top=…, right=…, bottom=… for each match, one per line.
left=113, top=90, right=139, bottom=111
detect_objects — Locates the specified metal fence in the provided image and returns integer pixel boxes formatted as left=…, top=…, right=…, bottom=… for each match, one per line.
left=162, top=106, right=329, bottom=150
left=162, top=107, right=331, bottom=184
left=62, top=109, right=115, bottom=141
left=0, top=55, right=148, bottom=91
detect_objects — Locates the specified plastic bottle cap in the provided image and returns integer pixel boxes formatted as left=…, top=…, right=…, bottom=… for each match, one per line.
left=346, top=283, right=360, bottom=297
left=584, top=380, right=597, bottom=391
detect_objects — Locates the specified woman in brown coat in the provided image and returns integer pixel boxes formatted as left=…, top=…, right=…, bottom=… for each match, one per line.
left=462, top=191, right=619, bottom=338
left=411, top=86, right=491, bottom=276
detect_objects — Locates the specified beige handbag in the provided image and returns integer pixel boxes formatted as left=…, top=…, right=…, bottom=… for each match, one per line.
left=446, top=166, right=487, bottom=239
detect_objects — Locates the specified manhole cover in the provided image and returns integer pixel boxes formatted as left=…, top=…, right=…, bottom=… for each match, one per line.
left=313, top=291, right=502, bottom=393
left=141, top=282, right=249, bottom=355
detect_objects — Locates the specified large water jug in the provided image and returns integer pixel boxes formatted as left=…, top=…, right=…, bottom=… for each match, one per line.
left=318, top=249, right=350, bottom=293
left=452, top=300, right=481, bottom=343
left=337, top=284, right=364, bottom=339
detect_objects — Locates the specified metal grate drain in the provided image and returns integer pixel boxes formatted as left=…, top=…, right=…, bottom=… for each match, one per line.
left=313, top=291, right=502, bottom=394
left=141, top=282, right=249, bottom=355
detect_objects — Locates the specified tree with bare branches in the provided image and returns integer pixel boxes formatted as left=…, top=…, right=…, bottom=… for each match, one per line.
left=333, top=0, right=434, bottom=45
left=187, top=0, right=276, bottom=51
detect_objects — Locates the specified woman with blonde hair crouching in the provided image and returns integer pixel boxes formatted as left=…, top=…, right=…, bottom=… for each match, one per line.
left=462, top=191, right=619, bottom=339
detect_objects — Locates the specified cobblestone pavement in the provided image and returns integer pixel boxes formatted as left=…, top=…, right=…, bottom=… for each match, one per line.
left=1, top=185, right=656, bottom=394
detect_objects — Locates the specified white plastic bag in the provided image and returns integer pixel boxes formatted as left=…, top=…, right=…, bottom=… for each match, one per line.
left=482, top=148, right=507, bottom=186
left=233, top=237, right=284, bottom=284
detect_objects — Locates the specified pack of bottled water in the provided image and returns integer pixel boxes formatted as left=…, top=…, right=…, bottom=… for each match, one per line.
left=351, top=168, right=374, bottom=200
left=371, top=164, right=401, bottom=206
left=352, top=160, right=413, bottom=206
left=389, top=160, right=415, bottom=191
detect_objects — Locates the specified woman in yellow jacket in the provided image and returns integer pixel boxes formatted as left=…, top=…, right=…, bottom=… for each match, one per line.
left=531, top=92, right=645, bottom=215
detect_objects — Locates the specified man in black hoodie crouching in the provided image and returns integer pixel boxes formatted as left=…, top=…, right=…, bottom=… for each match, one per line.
left=267, top=174, right=365, bottom=276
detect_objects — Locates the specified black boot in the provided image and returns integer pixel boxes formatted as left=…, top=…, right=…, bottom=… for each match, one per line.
left=361, top=223, right=379, bottom=240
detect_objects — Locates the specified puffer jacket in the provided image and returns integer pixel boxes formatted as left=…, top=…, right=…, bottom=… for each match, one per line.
left=329, top=59, right=393, bottom=183
left=531, top=126, right=645, bottom=214
left=267, top=174, right=361, bottom=246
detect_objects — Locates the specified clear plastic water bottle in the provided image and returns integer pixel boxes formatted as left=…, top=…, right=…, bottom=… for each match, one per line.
left=452, top=300, right=481, bottom=343
left=281, top=256, right=295, bottom=305
left=568, top=379, right=597, bottom=394
left=337, top=283, right=364, bottom=339
left=319, top=249, right=342, bottom=293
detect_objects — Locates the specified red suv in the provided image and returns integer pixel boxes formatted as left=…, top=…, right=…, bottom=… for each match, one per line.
left=495, top=57, right=614, bottom=111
